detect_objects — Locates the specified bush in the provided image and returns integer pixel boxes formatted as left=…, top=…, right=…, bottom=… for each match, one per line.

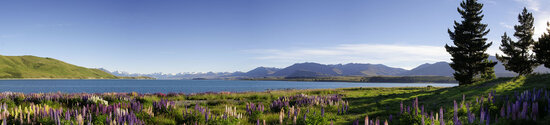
left=248, top=111, right=264, bottom=123
left=396, top=113, right=422, bottom=125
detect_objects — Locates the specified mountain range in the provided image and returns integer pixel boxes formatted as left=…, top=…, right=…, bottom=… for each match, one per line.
left=5, top=55, right=544, bottom=80
left=106, top=56, right=550, bottom=79
left=101, top=70, right=233, bottom=80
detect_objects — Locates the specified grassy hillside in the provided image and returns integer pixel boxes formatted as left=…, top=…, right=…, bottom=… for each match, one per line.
left=0, top=55, right=117, bottom=79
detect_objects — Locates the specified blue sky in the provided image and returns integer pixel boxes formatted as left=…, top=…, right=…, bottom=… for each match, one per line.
left=0, top=0, right=549, bottom=73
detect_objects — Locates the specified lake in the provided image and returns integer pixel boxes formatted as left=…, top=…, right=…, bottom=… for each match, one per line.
left=0, top=80, right=457, bottom=93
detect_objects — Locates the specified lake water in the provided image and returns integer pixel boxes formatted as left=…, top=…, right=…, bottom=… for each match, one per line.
left=0, top=80, right=457, bottom=93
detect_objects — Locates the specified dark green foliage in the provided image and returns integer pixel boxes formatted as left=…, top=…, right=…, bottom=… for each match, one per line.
left=534, top=22, right=550, bottom=68
left=396, top=112, right=422, bottom=125
left=248, top=110, right=263, bottom=123
left=298, top=111, right=330, bottom=125
left=497, top=8, right=538, bottom=75
left=93, top=114, right=108, bottom=125
left=208, top=118, right=240, bottom=125
left=446, top=0, right=496, bottom=85
left=480, top=60, right=496, bottom=80
left=135, top=112, right=155, bottom=124
left=37, top=117, right=56, bottom=125
left=497, top=33, right=528, bottom=75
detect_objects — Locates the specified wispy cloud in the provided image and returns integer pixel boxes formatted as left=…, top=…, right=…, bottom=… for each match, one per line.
left=483, top=0, right=497, bottom=5
left=515, top=0, right=540, bottom=11
left=247, top=44, right=454, bottom=69
left=500, top=22, right=514, bottom=29
left=248, top=43, right=504, bottom=69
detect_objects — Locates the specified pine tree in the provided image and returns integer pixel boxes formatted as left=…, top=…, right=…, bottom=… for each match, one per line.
left=496, top=8, right=538, bottom=75
left=446, top=0, right=496, bottom=85
left=497, top=33, right=525, bottom=74
left=480, top=60, right=496, bottom=80
left=534, top=22, right=550, bottom=68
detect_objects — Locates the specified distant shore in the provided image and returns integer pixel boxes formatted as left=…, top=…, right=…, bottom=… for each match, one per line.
left=0, top=76, right=155, bottom=80
left=238, top=75, right=458, bottom=83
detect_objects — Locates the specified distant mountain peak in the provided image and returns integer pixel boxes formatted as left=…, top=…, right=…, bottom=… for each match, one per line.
left=229, top=62, right=408, bottom=78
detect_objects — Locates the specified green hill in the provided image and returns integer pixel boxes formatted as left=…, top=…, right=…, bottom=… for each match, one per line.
left=0, top=55, right=117, bottom=79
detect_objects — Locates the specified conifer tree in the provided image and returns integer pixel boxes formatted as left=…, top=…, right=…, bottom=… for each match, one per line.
left=446, top=0, right=496, bottom=85
left=480, top=60, right=496, bottom=80
left=496, top=8, right=538, bottom=75
left=534, top=22, right=550, bottom=68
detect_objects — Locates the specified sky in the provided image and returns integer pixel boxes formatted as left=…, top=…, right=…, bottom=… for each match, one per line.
left=0, top=0, right=549, bottom=74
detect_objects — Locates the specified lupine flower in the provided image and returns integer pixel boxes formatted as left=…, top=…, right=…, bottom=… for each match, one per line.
left=321, top=107, right=325, bottom=117
left=365, top=115, right=369, bottom=125
left=453, top=100, right=461, bottom=125
left=480, top=107, right=485, bottom=123
left=400, top=101, right=403, bottom=115
left=421, top=113, right=425, bottom=125
left=439, top=107, right=444, bottom=125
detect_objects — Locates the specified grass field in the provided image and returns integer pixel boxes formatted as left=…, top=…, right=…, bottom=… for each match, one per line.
left=0, top=74, right=549, bottom=124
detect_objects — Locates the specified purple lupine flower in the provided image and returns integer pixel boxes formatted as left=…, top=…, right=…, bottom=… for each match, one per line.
left=532, top=102, right=538, bottom=121
left=500, top=104, right=505, bottom=118
left=453, top=100, right=461, bottom=125
left=65, top=110, right=70, bottom=121
left=321, top=107, right=325, bottom=117
left=480, top=107, right=485, bottom=123
left=466, top=103, right=472, bottom=123
left=507, top=101, right=511, bottom=118
left=487, top=93, right=492, bottom=104
left=205, top=110, right=209, bottom=122
left=421, top=105, right=424, bottom=115
left=400, top=101, right=403, bottom=115
left=521, top=102, right=528, bottom=119
left=439, top=107, right=444, bottom=125
left=430, top=113, right=435, bottom=125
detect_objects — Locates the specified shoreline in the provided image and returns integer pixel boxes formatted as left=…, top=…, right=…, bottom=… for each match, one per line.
left=0, top=85, right=453, bottom=94
left=0, top=78, right=459, bottom=84
left=237, top=79, right=459, bottom=84
left=0, top=77, right=155, bottom=80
